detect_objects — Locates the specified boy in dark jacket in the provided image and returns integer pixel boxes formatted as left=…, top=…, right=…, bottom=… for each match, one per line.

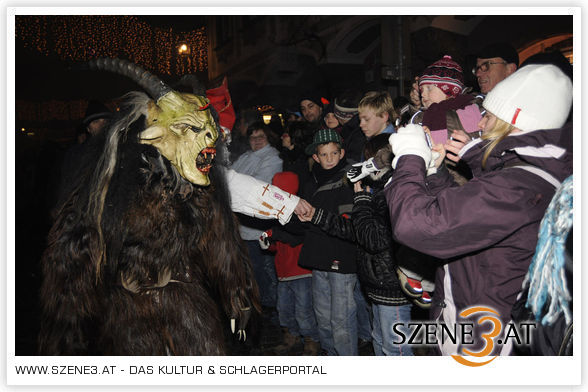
left=310, top=134, right=416, bottom=355
left=296, top=128, right=359, bottom=356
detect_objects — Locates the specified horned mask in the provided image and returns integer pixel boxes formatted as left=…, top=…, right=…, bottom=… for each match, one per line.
left=87, top=58, right=219, bottom=186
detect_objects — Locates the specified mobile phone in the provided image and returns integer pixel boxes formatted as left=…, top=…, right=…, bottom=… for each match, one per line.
left=424, top=131, right=433, bottom=148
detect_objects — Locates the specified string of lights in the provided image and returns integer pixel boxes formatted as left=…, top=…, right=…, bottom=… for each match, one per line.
left=16, top=99, right=111, bottom=123
left=16, top=15, right=208, bottom=75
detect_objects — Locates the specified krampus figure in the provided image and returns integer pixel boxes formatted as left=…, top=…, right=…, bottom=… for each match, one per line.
left=39, top=58, right=259, bottom=355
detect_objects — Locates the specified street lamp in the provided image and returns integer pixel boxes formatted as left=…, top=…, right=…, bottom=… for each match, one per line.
left=178, top=42, right=190, bottom=55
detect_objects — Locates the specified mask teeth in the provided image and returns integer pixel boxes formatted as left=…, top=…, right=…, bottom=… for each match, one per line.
left=196, top=147, right=216, bottom=173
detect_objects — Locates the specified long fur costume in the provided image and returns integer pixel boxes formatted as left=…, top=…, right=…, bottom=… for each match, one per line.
left=39, top=93, right=259, bottom=355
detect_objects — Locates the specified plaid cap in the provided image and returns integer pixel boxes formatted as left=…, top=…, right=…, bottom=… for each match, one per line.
left=305, top=128, right=342, bottom=155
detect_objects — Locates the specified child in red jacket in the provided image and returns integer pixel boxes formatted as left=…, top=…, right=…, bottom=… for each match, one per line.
left=259, top=172, right=320, bottom=355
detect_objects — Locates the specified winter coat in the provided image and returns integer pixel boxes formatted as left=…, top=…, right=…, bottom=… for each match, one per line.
left=384, top=123, right=572, bottom=355
left=297, top=159, right=357, bottom=273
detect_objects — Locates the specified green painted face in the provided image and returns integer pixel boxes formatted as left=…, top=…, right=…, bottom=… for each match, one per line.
left=138, top=91, right=219, bottom=186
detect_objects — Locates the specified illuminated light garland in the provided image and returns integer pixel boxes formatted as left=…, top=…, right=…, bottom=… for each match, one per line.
left=16, top=99, right=117, bottom=123
left=15, top=15, right=208, bottom=75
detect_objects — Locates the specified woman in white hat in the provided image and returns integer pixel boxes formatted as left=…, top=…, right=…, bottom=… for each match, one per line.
left=382, top=64, right=572, bottom=356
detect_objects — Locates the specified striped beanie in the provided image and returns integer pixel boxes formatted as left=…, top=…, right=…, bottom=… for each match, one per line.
left=419, top=55, right=465, bottom=98
left=333, top=101, right=358, bottom=123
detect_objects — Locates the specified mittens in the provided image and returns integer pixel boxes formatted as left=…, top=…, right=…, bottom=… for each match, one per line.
left=388, top=124, right=432, bottom=169
left=346, top=157, right=379, bottom=183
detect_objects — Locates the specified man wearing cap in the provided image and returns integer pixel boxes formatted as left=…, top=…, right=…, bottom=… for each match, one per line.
left=299, top=92, right=324, bottom=126
left=83, top=100, right=113, bottom=138
left=474, top=42, right=519, bottom=95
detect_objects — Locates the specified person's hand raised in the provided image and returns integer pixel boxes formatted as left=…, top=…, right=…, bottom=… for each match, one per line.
left=444, top=129, right=472, bottom=163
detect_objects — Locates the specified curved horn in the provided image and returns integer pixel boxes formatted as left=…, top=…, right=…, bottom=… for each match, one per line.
left=86, top=58, right=173, bottom=101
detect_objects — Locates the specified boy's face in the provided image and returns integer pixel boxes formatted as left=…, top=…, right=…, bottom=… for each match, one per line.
left=324, top=112, right=340, bottom=129
left=312, top=142, right=345, bottom=170
left=420, top=84, right=448, bottom=109
left=359, top=108, right=388, bottom=138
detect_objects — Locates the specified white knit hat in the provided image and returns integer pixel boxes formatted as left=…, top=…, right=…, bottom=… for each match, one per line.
left=482, top=64, right=572, bottom=132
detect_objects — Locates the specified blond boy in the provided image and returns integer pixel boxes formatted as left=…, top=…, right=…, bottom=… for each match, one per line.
left=358, top=91, right=398, bottom=139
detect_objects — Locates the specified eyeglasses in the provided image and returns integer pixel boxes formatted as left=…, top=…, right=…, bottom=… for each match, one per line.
left=249, top=135, right=267, bottom=141
left=472, top=60, right=507, bottom=75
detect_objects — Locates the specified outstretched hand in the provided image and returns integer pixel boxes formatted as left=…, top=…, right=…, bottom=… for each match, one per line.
left=294, top=198, right=314, bottom=221
left=347, top=157, right=379, bottom=183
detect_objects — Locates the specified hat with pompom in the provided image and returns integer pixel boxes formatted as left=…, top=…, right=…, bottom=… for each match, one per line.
left=419, top=55, right=465, bottom=98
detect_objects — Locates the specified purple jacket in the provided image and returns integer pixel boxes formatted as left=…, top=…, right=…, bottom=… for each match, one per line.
left=385, top=123, right=572, bottom=355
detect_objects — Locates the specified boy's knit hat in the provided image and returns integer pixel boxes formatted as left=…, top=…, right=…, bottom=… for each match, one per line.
left=333, top=89, right=362, bottom=122
left=272, top=171, right=299, bottom=194
left=483, top=64, right=572, bottom=132
left=419, top=55, right=465, bottom=98
left=333, top=99, right=359, bottom=123
left=305, top=128, right=342, bottom=155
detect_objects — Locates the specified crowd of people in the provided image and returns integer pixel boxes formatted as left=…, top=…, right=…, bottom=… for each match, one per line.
left=36, top=42, right=573, bottom=357
left=224, top=42, right=574, bottom=356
